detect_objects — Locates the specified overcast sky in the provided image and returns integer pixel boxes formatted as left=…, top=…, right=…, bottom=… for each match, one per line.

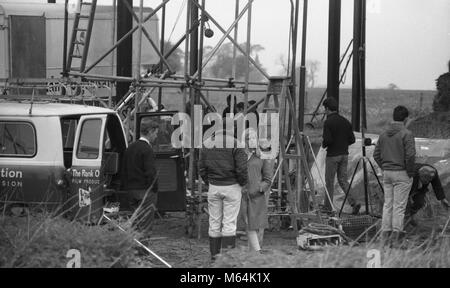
left=8, top=0, right=450, bottom=90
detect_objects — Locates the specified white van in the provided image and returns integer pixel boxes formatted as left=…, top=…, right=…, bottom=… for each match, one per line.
left=0, top=101, right=127, bottom=222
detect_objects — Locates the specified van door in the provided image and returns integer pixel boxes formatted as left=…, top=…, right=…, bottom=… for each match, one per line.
left=68, top=114, right=107, bottom=223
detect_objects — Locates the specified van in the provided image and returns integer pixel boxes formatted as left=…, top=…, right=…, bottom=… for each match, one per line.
left=0, top=101, right=127, bottom=222
left=0, top=101, right=187, bottom=222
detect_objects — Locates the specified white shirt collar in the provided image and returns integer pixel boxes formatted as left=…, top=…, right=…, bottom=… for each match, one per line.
left=139, top=137, right=150, bottom=146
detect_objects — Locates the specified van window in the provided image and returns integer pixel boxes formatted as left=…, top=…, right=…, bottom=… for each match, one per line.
left=0, top=122, right=36, bottom=157
left=76, top=119, right=101, bottom=159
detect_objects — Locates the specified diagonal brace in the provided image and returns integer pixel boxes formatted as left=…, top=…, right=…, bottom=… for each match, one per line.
left=121, top=0, right=174, bottom=73
left=84, top=0, right=171, bottom=74
left=190, top=0, right=270, bottom=81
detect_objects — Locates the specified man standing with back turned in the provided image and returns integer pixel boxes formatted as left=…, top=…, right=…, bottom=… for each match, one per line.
left=121, top=119, right=160, bottom=233
left=374, top=106, right=416, bottom=245
left=322, top=97, right=360, bottom=215
left=199, top=129, right=248, bottom=261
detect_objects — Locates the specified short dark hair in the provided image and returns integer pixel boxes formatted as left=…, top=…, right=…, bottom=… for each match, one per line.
left=323, top=97, right=338, bottom=112
left=393, top=106, right=409, bottom=122
left=237, top=102, right=244, bottom=110
left=140, top=118, right=159, bottom=135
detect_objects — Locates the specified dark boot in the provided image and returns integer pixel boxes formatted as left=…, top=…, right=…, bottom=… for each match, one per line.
left=379, top=231, right=391, bottom=247
left=390, top=231, right=406, bottom=249
left=390, top=231, right=401, bottom=248
left=221, top=236, right=236, bottom=254
left=209, top=237, right=222, bottom=260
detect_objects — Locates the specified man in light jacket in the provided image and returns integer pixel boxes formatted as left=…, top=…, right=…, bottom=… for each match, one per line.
left=374, top=105, right=416, bottom=245
left=199, top=129, right=248, bottom=260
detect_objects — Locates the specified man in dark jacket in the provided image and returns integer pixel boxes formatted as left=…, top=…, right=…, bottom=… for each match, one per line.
left=374, top=105, right=416, bottom=243
left=121, top=118, right=159, bottom=232
left=321, top=97, right=359, bottom=214
left=406, top=163, right=449, bottom=226
left=222, top=94, right=237, bottom=118
left=199, top=129, right=248, bottom=260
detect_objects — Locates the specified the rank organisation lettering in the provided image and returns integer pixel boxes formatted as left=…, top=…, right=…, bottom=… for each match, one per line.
left=179, top=272, right=271, bottom=286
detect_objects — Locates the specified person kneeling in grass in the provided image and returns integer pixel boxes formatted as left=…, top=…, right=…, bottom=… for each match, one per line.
left=405, top=164, right=449, bottom=227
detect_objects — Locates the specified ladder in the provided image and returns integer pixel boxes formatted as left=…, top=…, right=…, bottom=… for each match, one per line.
left=66, top=0, right=97, bottom=74
left=262, top=77, right=321, bottom=230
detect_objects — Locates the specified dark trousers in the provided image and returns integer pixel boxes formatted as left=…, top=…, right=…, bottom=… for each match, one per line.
left=406, top=192, right=426, bottom=216
left=128, top=189, right=158, bottom=232
left=325, top=155, right=356, bottom=211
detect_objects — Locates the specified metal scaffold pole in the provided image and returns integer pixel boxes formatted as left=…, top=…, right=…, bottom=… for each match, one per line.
left=327, top=0, right=341, bottom=108
left=188, top=0, right=198, bottom=195
left=298, top=0, right=308, bottom=131
left=244, top=0, right=252, bottom=114
left=158, top=0, right=167, bottom=109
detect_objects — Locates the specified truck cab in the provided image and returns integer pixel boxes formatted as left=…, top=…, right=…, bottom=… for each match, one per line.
left=0, top=101, right=127, bottom=222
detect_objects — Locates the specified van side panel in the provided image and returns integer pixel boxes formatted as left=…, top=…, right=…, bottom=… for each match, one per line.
left=0, top=116, right=66, bottom=206
left=0, top=165, right=65, bottom=205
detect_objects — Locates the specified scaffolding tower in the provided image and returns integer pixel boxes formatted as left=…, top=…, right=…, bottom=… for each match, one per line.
left=1, top=0, right=320, bottom=236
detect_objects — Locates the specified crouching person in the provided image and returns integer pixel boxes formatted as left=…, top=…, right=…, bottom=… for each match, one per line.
left=121, top=119, right=159, bottom=233
left=406, top=164, right=450, bottom=226
left=199, top=129, right=248, bottom=260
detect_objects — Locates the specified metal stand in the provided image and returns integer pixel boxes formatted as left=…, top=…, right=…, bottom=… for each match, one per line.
left=338, top=0, right=381, bottom=218
left=338, top=151, right=384, bottom=217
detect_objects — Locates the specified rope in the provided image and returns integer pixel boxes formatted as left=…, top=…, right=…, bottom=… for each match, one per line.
left=102, top=214, right=172, bottom=268
left=305, top=135, right=337, bottom=212
left=167, top=0, right=187, bottom=43
left=349, top=218, right=381, bottom=247
left=441, top=214, right=450, bottom=237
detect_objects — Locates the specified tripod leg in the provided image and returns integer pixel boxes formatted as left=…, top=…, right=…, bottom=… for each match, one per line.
left=339, top=158, right=361, bottom=217
left=368, top=159, right=384, bottom=194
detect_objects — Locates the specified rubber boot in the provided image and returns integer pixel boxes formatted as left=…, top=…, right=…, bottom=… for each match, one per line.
left=380, top=231, right=391, bottom=248
left=209, top=237, right=222, bottom=261
left=221, top=236, right=236, bottom=254
left=390, top=231, right=405, bottom=249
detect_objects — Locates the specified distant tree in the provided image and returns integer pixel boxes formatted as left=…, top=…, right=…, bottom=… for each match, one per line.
left=276, top=56, right=320, bottom=88
left=433, top=70, right=450, bottom=112
left=306, top=60, right=320, bottom=88
left=277, top=54, right=289, bottom=75
left=204, top=42, right=266, bottom=82
left=163, top=41, right=183, bottom=73
left=387, top=83, right=399, bottom=90
left=145, top=41, right=183, bottom=75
